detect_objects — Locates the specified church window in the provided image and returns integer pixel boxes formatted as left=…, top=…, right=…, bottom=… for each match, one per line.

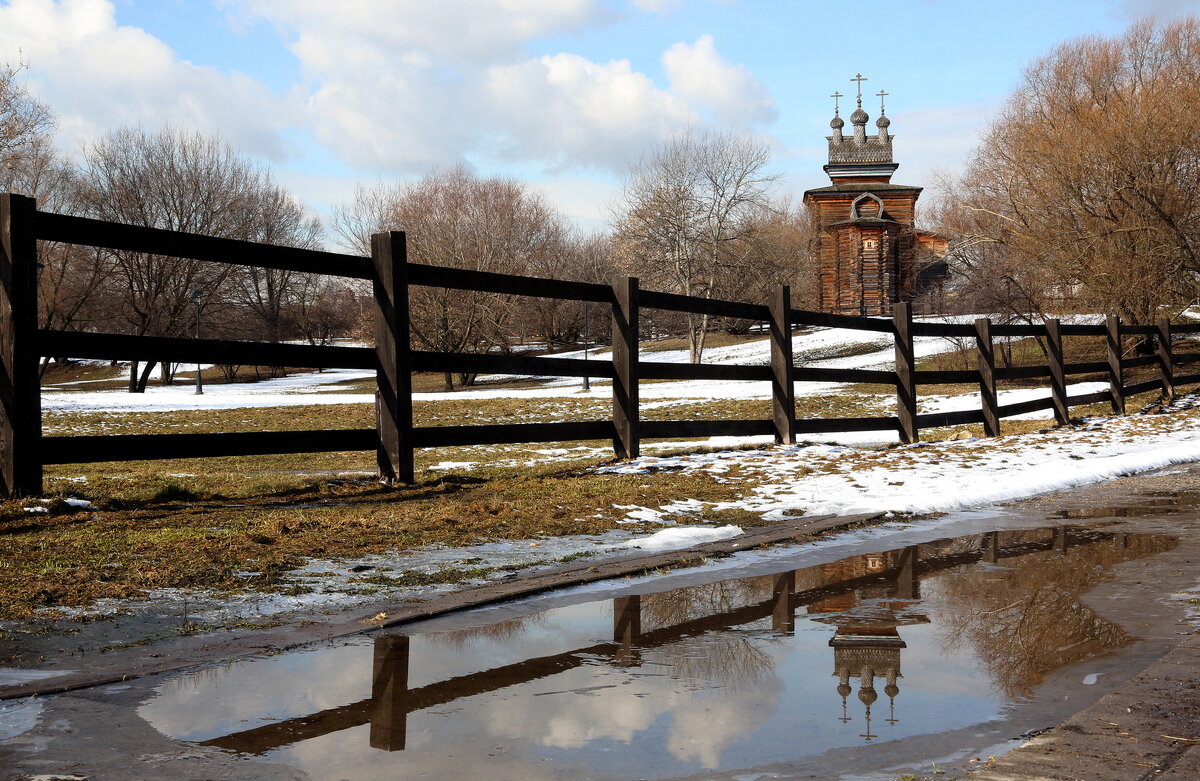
left=862, top=239, right=878, bottom=250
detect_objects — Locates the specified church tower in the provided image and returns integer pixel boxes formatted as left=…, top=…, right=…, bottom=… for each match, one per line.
left=804, top=76, right=939, bottom=316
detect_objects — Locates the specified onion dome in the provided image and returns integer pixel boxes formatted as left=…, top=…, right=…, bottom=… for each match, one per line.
left=837, top=683, right=853, bottom=698
left=884, top=683, right=899, bottom=698
left=876, top=114, right=891, bottom=129
left=858, top=686, right=879, bottom=706
left=850, top=106, right=869, bottom=125
left=831, top=115, right=845, bottom=130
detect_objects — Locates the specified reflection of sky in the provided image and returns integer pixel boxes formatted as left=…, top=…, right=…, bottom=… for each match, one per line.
left=141, top=598, right=1005, bottom=779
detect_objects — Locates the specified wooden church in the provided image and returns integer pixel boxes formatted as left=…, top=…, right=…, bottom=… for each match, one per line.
left=804, top=76, right=948, bottom=316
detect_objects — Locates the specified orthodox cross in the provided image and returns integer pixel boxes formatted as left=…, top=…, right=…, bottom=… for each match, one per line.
left=830, top=90, right=843, bottom=114
left=850, top=73, right=868, bottom=105
left=876, top=89, right=889, bottom=114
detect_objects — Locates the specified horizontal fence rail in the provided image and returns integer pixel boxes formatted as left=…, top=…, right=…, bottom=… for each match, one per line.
left=42, top=429, right=378, bottom=465
left=1, top=193, right=1196, bottom=496
left=40, top=330, right=378, bottom=370
left=36, top=211, right=374, bottom=279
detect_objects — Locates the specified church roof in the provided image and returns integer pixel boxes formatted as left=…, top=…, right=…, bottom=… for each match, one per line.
left=806, top=182, right=923, bottom=195
left=827, top=216, right=901, bottom=228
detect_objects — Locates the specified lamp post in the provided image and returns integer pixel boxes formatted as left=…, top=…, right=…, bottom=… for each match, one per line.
left=581, top=302, right=590, bottom=392
left=191, top=289, right=204, bottom=395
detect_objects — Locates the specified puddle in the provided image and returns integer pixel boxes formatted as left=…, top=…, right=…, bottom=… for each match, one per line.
left=132, top=525, right=1176, bottom=779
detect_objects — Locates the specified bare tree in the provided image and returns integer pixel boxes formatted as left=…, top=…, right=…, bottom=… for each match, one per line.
left=714, top=199, right=815, bottom=333
left=76, top=127, right=322, bottom=391
left=1, top=61, right=53, bottom=174
left=612, top=129, right=778, bottom=362
left=333, top=166, right=571, bottom=389
left=515, top=230, right=617, bottom=348
left=0, top=74, right=120, bottom=376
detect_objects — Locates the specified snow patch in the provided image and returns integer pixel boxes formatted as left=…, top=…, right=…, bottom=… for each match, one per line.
left=621, top=525, right=744, bottom=551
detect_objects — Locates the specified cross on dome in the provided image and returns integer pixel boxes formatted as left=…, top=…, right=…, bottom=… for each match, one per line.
left=850, top=73, right=868, bottom=106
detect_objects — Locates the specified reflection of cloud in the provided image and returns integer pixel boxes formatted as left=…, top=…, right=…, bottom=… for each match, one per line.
left=140, top=642, right=374, bottom=741
left=278, top=724, right=573, bottom=781
left=666, top=675, right=779, bottom=768
left=538, top=687, right=669, bottom=748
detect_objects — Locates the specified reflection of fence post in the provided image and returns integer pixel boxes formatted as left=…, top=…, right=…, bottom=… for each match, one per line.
left=895, top=546, right=919, bottom=600
left=613, top=595, right=641, bottom=665
left=893, top=302, right=917, bottom=444
left=1158, top=318, right=1174, bottom=403
left=770, top=286, right=796, bottom=445
left=772, top=571, right=796, bottom=634
left=0, top=193, right=41, bottom=498
left=370, top=635, right=410, bottom=752
left=372, top=231, right=414, bottom=484
left=1045, top=318, right=1069, bottom=426
left=975, top=318, right=999, bottom=437
left=612, top=276, right=640, bottom=459
left=1107, top=315, right=1125, bottom=415
left=982, top=531, right=999, bottom=564
left=1054, top=526, right=1069, bottom=555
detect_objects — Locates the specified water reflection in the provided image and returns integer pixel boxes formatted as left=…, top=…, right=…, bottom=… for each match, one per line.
left=152, top=526, right=1174, bottom=778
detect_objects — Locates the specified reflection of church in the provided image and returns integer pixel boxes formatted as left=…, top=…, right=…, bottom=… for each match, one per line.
left=806, top=548, right=929, bottom=740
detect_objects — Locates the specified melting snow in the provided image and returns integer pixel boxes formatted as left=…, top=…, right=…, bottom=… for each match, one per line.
left=620, top=525, right=744, bottom=551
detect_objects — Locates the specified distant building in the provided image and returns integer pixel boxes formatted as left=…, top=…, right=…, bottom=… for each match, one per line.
left=803, top=77, right=948, bottom=316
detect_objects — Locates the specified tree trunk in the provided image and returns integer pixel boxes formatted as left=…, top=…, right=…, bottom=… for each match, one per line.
left=130, top=360, right=155, bottom=393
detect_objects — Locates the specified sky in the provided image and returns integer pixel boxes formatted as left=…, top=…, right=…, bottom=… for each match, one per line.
left=2, top=0, right=1198, bottom=238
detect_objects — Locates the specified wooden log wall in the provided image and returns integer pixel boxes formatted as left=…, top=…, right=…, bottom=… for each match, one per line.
left=3, top=196, right=1199, bottom=496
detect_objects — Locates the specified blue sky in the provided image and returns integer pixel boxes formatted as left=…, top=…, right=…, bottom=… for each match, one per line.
left=2, top=0, right=1197, bottom=235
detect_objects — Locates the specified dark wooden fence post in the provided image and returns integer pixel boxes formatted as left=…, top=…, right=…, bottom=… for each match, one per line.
left=612, top=276, right=639, bottom=459
left=769, top=285, right=796, bottom=445
left=0, top=193, right=42, bottom=498
left=1045, top=317, right=1069, bottom=426
left=893, top=301, right=917, bottom=443
left=1157, top=317, right=1174, bottom=403
left=372, top=231, right=414, bottom=484
left=975, top=317, right=1000, bottom=437
left=1107, top=314, right=1124, bottom=415
left=370, top=635, right=410, bottom=751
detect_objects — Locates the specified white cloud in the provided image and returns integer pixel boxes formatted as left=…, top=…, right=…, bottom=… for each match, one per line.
left=662, top=35, right=776, bottom=126
left=2, top=0, right=779, bottom=193
left=631, top=0, right=684, bottom=12
left=484, top=53, right=696, bottom=171
left=0, top=0, right=294, bottom=159
left=886, top=99, right=998, bottom=192
left=1111, top=0, right=1200, bottom=20
left=231, top=0, right=602, bottom=63
left=230, top=0, right=778, bottom=174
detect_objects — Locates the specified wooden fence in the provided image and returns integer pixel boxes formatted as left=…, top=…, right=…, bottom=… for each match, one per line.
left=2, top=192, right=1196, bottom=497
